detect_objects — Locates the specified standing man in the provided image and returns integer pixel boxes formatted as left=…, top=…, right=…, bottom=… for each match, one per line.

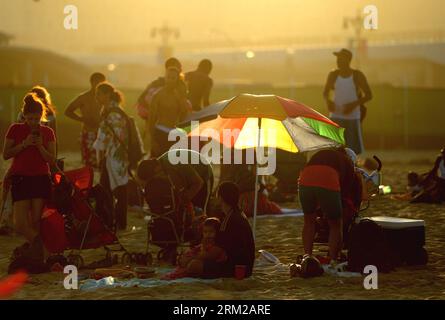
left=148, top=67, right=190, bottom=157
left=137, top=57, right=188, bottom=154
left=185, top=59, right=213, bottom=111
left=65, top=72, right=106, bottom=169
left=323, top=49, right=372, bottom=155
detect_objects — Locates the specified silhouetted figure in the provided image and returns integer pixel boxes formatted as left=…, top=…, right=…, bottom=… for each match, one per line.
left=323, top=49, right=372, bottom=155
left=148, top=67, right=190, bottom=157
left=185, top=59, right=213, bottom=111
left=411, top=146, right=445, bottom=203
left=137, top=58, right=188, bottom=155
left=3, top=93, right=56, bottom=270
left=93, top=82, right=129, bottom=231
left=65, top=72, right=106, bottom=169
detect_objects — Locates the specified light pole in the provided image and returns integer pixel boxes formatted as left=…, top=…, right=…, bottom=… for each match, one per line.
left=343, top=10, right=365, bottom=69
left=209, top=28, right=238, bottom=97
left=151, top=23, right=180, bottom=65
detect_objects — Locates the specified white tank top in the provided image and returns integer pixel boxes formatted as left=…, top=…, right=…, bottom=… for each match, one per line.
left=331, top=75, right=360, bottom=120
left=438, top=159, right=445, bottom=179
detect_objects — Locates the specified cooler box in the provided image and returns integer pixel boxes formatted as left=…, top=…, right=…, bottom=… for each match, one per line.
left=360, top=216, right=427, bottom=266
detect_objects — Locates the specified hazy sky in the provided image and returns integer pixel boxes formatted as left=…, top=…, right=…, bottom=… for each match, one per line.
left=1, top=0, right=444, bottom=53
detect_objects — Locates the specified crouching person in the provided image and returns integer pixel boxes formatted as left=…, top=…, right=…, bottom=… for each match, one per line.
left=299, top=148, right=356, bottom=264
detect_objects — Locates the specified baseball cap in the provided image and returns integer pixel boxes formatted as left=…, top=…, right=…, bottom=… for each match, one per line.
left=333, top=48, right=353, bottom=60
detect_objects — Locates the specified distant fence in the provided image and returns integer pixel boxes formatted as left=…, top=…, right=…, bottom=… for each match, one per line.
left=0, top=84, right=444, bottom=152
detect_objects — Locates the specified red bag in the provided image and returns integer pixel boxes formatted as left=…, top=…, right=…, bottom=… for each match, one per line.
left=136, top=103, right=149, bottom=120
left=41, top=208, right=68, bottom=254
left=135, top=86, right=162, bottom=120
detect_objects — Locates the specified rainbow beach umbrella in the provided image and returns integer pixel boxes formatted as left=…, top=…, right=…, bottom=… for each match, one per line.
left=179, top=94, right=345, bottom=236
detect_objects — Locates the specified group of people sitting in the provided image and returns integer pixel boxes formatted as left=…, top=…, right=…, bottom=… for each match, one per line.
left=136, top=149, right=255, bottom=279
left=166, top=182, right=255, bottom=279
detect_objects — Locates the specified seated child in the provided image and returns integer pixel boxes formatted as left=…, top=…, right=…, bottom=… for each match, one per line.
left=407, top=172, right=423, bottom=196
left=391, top=172, right=424, bottom=201
left=162, top=217, right=226, bottom=279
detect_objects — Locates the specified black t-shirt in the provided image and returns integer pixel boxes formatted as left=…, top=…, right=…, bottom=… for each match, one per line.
left=216, top=208, right=255, bottom=276
left=185, top=71, right=213, bottom=111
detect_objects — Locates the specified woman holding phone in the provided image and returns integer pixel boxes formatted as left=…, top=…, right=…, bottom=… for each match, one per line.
left=2, top=93, right=56, bottom=264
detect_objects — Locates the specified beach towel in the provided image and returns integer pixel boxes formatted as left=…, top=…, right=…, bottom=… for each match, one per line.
left=79, top=275, right=218, bottom=291
left=321, top=262, right=361, bottom=278
left=256, top=208, right=303, bottom=219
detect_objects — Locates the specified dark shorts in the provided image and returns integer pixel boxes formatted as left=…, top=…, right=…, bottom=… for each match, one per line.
left=299, top=185, right=342, bottom=219
left=10, top=175, right=52, bottom=203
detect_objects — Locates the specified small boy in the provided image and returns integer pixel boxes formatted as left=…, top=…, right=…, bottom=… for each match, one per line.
left=178, top=217, right=227, bottom=271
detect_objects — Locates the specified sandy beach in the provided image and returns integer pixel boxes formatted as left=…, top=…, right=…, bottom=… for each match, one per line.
left=1, top=150, right=444, bottom=300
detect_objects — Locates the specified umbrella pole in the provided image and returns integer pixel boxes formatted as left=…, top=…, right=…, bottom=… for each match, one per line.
left=252, top=118, right=262, bottom=239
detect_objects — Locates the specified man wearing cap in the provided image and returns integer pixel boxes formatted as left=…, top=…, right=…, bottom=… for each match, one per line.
left=323, top=48, right=372, bottom=155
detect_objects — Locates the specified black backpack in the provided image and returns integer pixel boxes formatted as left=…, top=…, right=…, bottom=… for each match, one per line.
left=347, top=218, right=395, bottom=273
left=105, top=107, right=145, bottom=170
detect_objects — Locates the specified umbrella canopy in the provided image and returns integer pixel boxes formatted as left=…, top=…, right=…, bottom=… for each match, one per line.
left=178, top=94, right=345, bottom=238
left=180, top=94, right=344, bottom=152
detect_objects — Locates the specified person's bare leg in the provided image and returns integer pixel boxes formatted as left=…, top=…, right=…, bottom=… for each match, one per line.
left=302, top=213, right=317, bottom=256
left=327, top=218, right=342, bottom=261
left=30, top=198, right=44, bottom=235
left=13, top=200, right=36, bottom=242
left=31, top=198, right=48, bottom=259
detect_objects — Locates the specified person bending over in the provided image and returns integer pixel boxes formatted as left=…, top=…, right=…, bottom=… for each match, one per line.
left=298, top=148, right=356, bottom=263
left=138, top=149, right=213, bottom=215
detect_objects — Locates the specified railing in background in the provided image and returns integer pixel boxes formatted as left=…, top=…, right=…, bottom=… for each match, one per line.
left=0, top=84, right=444, bottom=151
